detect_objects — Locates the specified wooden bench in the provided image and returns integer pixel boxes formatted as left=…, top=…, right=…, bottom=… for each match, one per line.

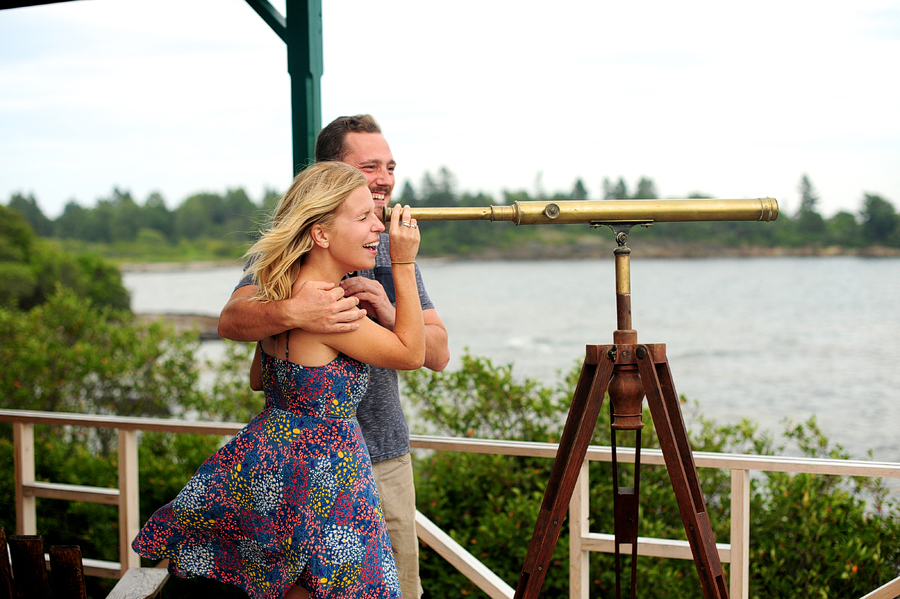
left=1, top=528, right=168, bottom=599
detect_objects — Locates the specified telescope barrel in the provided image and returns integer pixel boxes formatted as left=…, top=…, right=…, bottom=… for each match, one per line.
left=383, top=197, right=778, bottom=225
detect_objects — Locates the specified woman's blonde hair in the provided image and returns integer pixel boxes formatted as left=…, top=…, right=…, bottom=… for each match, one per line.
left=244, top=161, right=368, bottom=302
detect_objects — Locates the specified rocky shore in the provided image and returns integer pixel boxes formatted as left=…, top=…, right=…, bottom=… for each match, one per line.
left=134, top=313, right=221, bottom=340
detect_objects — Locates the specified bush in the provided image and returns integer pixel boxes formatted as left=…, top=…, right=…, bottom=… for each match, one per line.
left=0, top=217, right=261, bottom=597
left=0, top=205, right=130, bottom=311
left=0, top=286, right=257, bottom=598
left=0, top=288, right=203, bottom=421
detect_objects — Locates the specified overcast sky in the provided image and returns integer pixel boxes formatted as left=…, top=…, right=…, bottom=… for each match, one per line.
left=1, top=0, right=898, bottom=219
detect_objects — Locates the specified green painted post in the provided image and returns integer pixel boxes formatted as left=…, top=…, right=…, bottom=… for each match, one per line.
left=286, top=0, right=322, bottom=175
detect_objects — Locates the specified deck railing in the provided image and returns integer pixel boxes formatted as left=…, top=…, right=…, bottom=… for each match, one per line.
left=2, top=409, right=899, bottom=599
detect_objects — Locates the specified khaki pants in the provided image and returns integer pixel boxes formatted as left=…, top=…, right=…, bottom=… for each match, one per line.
left=372, top=453, right=421, bottom=599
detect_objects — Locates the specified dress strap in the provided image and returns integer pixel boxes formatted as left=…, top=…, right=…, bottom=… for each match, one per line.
left=285, top=330, right=290, bottom=361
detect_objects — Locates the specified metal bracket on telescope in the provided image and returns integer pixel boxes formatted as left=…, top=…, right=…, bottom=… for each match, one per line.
left=590, top=219, right=653, bottom=230
left=601, top=223, right=643, bottom=247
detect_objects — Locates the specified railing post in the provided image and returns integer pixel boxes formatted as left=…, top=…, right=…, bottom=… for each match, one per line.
left=13, top=422, right=36, bottom=535
left=730, top=468, right=750, bottom=599
left=118, top=428, right=141, bottom=574
left=569, top=460, right=590, bottom=599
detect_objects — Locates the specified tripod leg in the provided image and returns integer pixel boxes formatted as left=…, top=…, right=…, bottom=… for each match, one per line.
left=514, top=345, right=615, bottom=599
left=635, top=345, right=729, bottom=599
left=612, top=424, right=641, bottom=599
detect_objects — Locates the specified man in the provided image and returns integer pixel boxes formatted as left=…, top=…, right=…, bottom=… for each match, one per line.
left=218, top=114, right=450, bottom=599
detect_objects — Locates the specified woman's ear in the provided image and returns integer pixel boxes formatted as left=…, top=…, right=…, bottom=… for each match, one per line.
left=310, top=224, right=330, bottom=249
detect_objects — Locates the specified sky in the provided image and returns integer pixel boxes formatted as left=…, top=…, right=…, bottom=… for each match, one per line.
left=1, top=0, right=898, bottom=220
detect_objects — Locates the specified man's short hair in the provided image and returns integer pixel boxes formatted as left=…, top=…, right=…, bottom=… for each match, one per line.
left=315, top=114, right=382, bottom=162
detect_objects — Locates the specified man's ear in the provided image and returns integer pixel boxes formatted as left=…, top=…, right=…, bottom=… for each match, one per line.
left=310, top=224, right=330, bottom=249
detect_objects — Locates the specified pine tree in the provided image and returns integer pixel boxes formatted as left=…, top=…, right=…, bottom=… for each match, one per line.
left=570, top=178, right=588, bottom=200
left=602, top=177, right=628, bottom=199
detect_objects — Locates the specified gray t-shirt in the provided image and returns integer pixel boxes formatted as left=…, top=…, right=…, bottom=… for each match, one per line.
left=353, top=233, right=434, bottom=462
left=237, top=232, right=435, bottom=463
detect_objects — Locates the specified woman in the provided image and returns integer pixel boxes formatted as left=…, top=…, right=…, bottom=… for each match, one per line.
left=133, top=161, right=423, bottom=599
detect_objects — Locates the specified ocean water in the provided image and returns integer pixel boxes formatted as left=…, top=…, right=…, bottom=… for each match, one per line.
left=123, top=255, right=900, bottom=464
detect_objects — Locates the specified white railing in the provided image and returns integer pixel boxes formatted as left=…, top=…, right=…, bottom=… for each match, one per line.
left=2, top=409, right=899, bottom=599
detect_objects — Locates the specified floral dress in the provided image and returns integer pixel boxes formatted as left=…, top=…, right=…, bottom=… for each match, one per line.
left=132, top=331, right=401, bottom=599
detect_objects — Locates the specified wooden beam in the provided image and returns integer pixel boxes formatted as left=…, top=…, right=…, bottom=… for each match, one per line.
left=415, top=511, right=514, bottom=599
left=0, top=1, right=80, bottom=10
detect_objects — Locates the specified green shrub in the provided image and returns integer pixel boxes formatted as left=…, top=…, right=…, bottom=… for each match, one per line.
left=0, top=288, right=204, bottom=420
left=0, top=285, right=256, bottom=598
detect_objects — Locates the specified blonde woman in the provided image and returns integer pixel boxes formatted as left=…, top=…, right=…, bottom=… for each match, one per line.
left=133, top=161, right=422, bottom=599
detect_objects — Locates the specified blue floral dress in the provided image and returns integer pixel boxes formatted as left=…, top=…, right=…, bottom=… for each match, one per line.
left=132, top=332, right=401, bottom=599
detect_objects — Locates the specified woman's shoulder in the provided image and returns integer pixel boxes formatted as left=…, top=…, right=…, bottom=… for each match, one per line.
left=261, top=328, right=339, bottom=367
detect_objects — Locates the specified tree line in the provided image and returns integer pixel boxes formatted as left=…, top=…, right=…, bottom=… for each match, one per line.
left=5, top=171, right=900, bottom=261
left=7, top=187, right=277, bottom=246
left=0, top=204, right=129, bottom=312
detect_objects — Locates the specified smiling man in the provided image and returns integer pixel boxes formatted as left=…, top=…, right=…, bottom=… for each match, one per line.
left=218, top=114, right=449, bottom=599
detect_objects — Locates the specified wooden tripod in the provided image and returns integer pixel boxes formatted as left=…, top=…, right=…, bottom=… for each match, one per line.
left=514, top=230, right=729, bottom=599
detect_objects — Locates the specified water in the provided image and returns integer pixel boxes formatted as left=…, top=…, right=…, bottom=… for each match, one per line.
left=123, top=256, right=900, bottom=464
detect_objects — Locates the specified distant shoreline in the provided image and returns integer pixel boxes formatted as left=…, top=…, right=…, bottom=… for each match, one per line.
left=118, top=244, right=900, bottom=273
left=120, top=260, right=243, bottom=273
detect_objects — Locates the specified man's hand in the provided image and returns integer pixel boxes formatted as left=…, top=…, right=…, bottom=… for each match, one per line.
left=340, top=276, right=397, bottom=330
left=293, top=280, right=367, bottom=334
left=217, top=280, right=366, bottom=342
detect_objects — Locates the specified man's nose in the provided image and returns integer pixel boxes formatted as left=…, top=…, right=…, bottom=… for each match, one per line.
left=373, top=166, right=392, bottom=185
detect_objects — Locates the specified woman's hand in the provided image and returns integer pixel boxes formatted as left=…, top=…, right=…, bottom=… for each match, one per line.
left=389, top=204, right=419, bottom=263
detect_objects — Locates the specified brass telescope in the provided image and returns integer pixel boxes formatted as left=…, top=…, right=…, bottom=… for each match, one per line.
left=383, top=197, right=778, bottom=225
